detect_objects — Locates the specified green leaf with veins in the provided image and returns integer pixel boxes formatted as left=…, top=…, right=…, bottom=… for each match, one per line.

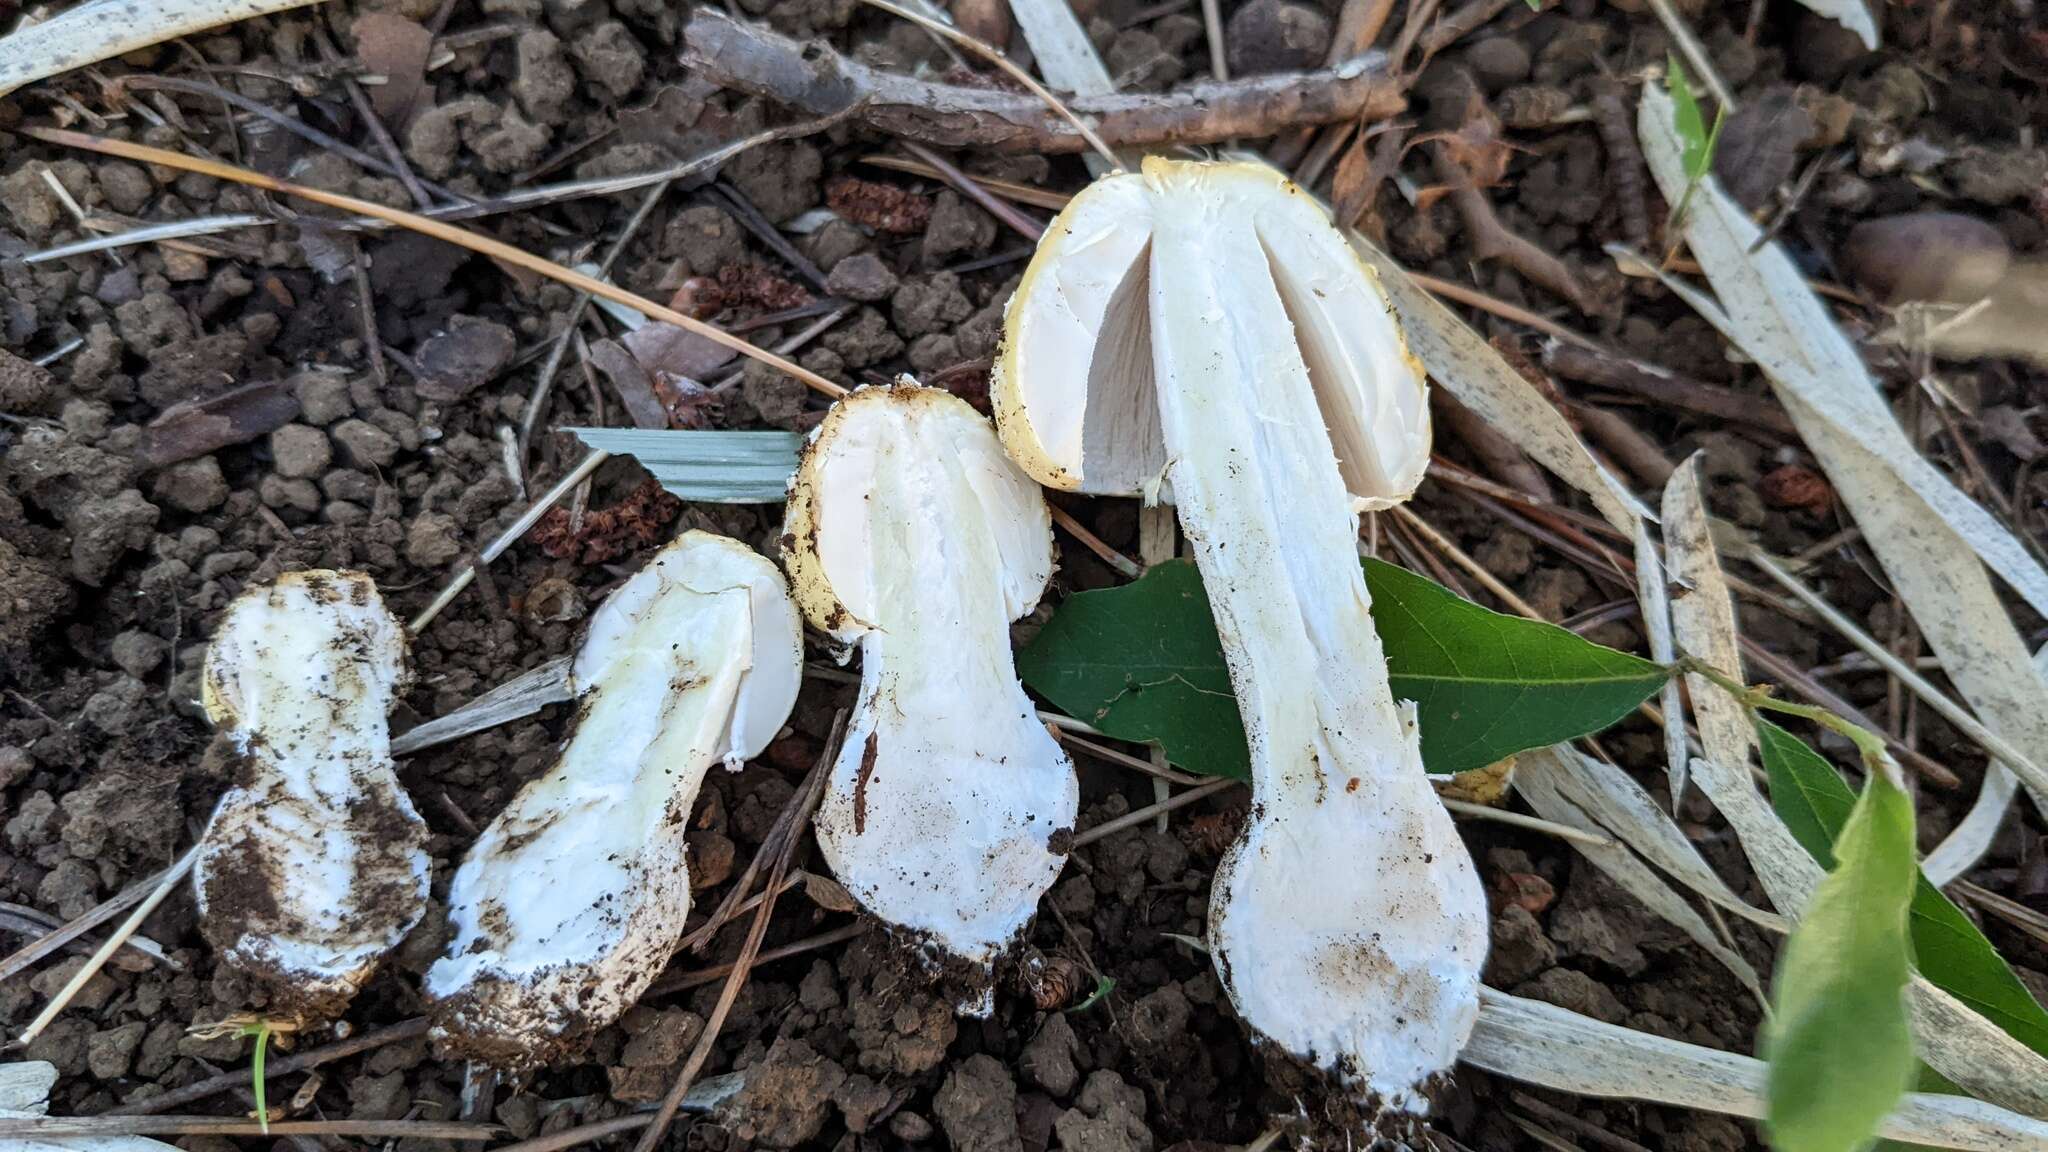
left=1015, top=558, right=1669, bottom=778
left=1761, top=719, right=1917, bottom=1152
left=1760, top=718, right=2048, bottom=1058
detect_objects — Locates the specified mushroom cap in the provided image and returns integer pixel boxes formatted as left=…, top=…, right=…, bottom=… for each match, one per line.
left=994, top=157, right=1430, bottom=509
left=784, top=380, right=1054, bottom=637
left=573, top=529, right=803, bottom=764
left=201, top=569, right=408, bottom=740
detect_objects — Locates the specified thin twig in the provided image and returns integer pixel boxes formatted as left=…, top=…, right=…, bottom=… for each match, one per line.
left=409, top=449, right=611, bottom=633
left=857, top=0, right=1124, bottom=169
left=1406, top=271, right=1606, bottom=351
left=517, top=176, right=671, bottom=460
left=1442, top=798, right=1616, bottom=846
left=1644, top=0, right=1734, bottom=108
left=713, top=181, right=829, bottom=291
left=1074, top=779, right=1238, bottom=846
left=107, top=1018, right=431, bottom=1115
left=1743, top=549, right=2045, bottom=796
left=650, top=921, right=871, bottom=994
left=1054, top=729, right=1207, bottom=786
left=1392, top=506, right=1543, bottom=617
left=1541, top=341, right=1797, bottom=436
left=1050, top=504, right=1142, bottom=578
left=859, top=154, right=1074, bottom=210
left=899, top=141, right=1047, bottom=241
left=684, top=10, right=1402, bottom=155
left=110, top=75, right=463, bottom=204
left=679, top=713, right=846, bottom=955
left=628, top=725, right=840, bottom=1152
left=0, top=851, right=193, bottom=985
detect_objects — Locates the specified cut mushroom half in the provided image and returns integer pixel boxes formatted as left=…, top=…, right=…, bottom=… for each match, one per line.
left=783, top=381, right=1075, bottom=1014
left=425, top=530, right=802, bottom=1067
left=994, top=158, right=1485, bottom=1125
left=195, top=570, right=429, bottom=1022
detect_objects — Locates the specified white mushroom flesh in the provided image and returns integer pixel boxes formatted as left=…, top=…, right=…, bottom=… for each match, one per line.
left=994, top=158, right=1485, bottom=1114
left=784, top=383, right=1075, bottom=1012
left=425, top=531, right=801, bottom=1066
left=195, top=570, right=428, bottom=1021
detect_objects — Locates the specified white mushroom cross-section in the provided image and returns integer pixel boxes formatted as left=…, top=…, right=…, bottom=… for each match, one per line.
left=425, top=530, right=802, bottom=1067
left=993, top=158, right=1487, bottom=1120
left=194, top=570, right=430, bottom=1022
left=782, top=382, right=1076, bottom=1014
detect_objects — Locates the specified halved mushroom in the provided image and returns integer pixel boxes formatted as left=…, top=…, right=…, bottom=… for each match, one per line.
left=196, top=570, right=429, bottom=1022
left=425, top=530, right=801, bottom=1067
left=783, top=382, right=1075, bottom=1013
left=994, top=158, right=1486, bottom=1121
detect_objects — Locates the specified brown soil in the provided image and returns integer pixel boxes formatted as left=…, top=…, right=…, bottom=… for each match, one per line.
left=2, top=0, right=2045, bottom=1149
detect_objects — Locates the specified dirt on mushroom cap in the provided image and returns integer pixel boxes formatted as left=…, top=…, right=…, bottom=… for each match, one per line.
left=194, top=569, right=430, bottom=1022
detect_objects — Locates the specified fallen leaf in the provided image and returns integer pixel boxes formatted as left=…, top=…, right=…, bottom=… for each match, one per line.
left=586, top=339, right=670, bottom=430
left=352, top=11, right=431, bottom=125
left=134, top=380, right=300, bottom=469
left=621, top=321, right=737, bottom=385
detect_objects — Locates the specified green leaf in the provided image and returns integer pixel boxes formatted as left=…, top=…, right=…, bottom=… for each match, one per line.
left=1761, top=719, right=2048, bottom=1057
left=1018, top=560, right=1249, bottom=779
left=1763, top=726, right=1918, bottom=1152
left=1016, top=558, right=1669, bottom=778
left=1666, top=55, right=1710, bottom=179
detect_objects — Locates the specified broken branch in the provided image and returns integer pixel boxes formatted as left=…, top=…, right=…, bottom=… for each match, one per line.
left=680, top=10, right=1404, bottom=153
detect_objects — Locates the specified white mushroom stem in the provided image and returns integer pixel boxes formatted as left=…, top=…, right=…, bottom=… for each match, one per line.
left=194, top=571, right=428, bottom=1021
left=426, top=531, right=800, bottom=1067
left=995, top=159, right=1485, bottom=1116
left=785, top=383, right=1074, bottom=1013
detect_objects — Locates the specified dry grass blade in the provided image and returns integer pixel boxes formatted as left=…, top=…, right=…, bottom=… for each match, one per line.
left=19, top=128, right=846, bottom=403
left=0, top=853, right=195, bottom=985
left=626, top=721, right=841, bottom=1152
left=1530, top=746, right=1782, bottom=928
left=1514, top=752, right=1763, bottom=996
left=1350, top=235, right=1647, bottom=534
left=1465, top=989, right=2048, bottom=1151
left=1638, top=82, right=2048, bottom=913
left=0, top=0, right=326, bottom=96
left=407, top=449, right=612, bottom=633
left=18, top=846, right=198, bottom=1045
left=390, top=656, right=575, bottom=756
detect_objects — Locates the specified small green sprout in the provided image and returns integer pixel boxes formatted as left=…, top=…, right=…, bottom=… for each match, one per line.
left=1068, top=973, right=1117, bottom=1014
left=238, top=1019, right=274, bottom=1135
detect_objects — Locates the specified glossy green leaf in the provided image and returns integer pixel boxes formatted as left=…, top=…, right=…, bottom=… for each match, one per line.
left=1017, top=560, right=1249, bottom=779
left=1016, top=558, right=1670, bottom=778
left=1761, top=719, right=2048, bottom=1057
left=1667, top=56, right=1710, bottom=179
left=1763, top=723, right=1917, bottom=1152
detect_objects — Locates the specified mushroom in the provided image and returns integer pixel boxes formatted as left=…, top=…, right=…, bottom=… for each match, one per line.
left=425, top=530, right=801, bottom=1067
left=783, top=381, right=1075, bottom=1013
left=993, top=158, right=1487, bottom=1122
left=195, top=570, right=429, bottom=1022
